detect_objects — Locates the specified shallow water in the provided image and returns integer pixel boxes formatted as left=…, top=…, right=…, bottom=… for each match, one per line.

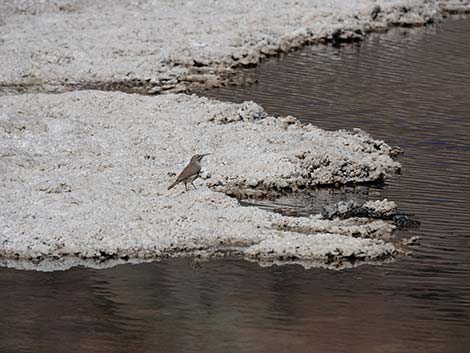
left=2, top=18, right=470, bottom=353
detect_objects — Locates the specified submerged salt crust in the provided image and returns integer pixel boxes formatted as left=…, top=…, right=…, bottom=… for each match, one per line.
left=0, top=0, right=469, bottom=94
left=0, top=91, right=401, bottom=269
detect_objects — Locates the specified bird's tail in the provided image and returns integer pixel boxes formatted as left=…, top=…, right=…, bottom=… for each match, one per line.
left=167, top=181, right=178, bottom=190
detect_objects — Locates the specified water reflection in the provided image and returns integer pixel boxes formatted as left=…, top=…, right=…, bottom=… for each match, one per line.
left=1, top=258, right=469, bottom=353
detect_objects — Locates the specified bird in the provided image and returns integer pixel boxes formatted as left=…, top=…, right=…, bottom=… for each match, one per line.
left=168, top=154, right=210, bottom=191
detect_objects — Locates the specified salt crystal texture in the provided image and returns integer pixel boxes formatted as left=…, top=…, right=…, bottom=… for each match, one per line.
left=0, top=0, right=468, bottom=94
left=0, top=91, right=401, bottom=270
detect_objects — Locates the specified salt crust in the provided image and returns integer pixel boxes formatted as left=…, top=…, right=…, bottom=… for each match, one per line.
left=1, top=91, right=402, bottom=269
left=1, top=0, right=468, bottom=94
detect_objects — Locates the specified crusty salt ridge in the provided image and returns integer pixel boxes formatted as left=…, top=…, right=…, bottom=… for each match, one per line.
left=0, top=91, right=402, bottom=270
left=1, top=0, right=468, bottom=95
left=439, top=0, right=470, bottom=13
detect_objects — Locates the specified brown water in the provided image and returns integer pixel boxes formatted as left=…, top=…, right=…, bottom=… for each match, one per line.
left=1, top=18, right=470, bottom=353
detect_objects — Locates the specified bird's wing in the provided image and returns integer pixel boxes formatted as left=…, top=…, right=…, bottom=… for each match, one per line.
left=176, top=162, right=199, bottom=182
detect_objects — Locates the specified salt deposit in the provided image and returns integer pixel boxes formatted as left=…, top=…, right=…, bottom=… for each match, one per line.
left=0, top=91, right=403, bottom=269
left=1, top=0, right=468, bottom=95
left=0, top=0, right=452, bottom=270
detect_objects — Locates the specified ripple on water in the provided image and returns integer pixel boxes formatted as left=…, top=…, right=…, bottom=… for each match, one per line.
left=204, top=15, right=470, bottom=350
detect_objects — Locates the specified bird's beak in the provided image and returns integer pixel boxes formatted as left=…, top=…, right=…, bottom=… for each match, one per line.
left=202, top=153, right=210, bottom=157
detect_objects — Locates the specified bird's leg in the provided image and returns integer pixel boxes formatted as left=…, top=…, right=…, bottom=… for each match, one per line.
left=184, top=182, right=188, bottom=192
left=191, top=181, right=197, bottom=189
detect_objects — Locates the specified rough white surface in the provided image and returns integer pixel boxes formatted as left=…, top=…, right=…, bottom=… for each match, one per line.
left=1, top=0, right=467, bottom=94
left=0, top=91, right=400, bottom=269
left=438, top=0, right=470, bottom=13
left=245, top=233, right=396, bottom=261
left=364, top=199, right=397, bottom=215
left=0, top=0, right=443, bottom=270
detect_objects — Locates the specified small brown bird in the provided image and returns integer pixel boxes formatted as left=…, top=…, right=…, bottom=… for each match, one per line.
left=168, top=154, right=209, bottom=191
